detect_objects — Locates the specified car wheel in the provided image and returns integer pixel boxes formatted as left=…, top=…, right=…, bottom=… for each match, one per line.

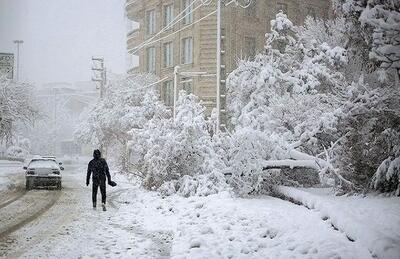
left=56, top=181, right=62, bottom=190
left=26, top=179, right=32, bottom=190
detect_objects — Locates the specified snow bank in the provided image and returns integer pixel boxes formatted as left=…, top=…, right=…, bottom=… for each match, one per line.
left=0, top=160, right=23, bottom=192
left=276, top=186, right=400, bottom=259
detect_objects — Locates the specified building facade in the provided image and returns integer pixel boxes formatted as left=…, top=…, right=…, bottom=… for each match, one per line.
left=126, top=0, right=331, bottom=127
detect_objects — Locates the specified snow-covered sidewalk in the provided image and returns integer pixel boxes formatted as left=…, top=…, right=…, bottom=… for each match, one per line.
left=276, top=186, right=400, bottom=259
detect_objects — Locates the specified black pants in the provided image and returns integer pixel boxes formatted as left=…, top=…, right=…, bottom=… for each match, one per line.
left=92, top=177, right=106, bottom=204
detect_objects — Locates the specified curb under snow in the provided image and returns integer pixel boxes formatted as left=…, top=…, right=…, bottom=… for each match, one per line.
left=275, top=186, right=400, bottom=259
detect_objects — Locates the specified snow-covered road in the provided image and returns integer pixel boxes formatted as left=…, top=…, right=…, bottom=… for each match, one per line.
left=0, top=164, right=380, bottom=258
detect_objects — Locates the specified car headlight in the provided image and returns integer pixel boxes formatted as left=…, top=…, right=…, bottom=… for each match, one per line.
left=27, top=171, right=35, bottom=175
left=53, top=170, right=60, bottom=175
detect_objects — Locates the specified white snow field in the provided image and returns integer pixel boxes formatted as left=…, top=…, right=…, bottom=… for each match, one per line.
left=277, top=186, right=400, bottom=259
left=1, top=168, right=398, bottom=259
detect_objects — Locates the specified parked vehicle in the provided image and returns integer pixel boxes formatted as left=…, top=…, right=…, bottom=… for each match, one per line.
left=24, top=158, right=64, bottom=190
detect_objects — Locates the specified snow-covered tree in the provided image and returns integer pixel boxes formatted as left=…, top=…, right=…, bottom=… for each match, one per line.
left=226, top=12, right=351, bottom=194
left=329, top=0, right=400, bottom=194
left=334, top=0, right=400, bottom=78
left=130, top=91, right=227, bottom=196
left=0, top=74, right=39, bottom=144
left=75, top=74, right=169, bottom=169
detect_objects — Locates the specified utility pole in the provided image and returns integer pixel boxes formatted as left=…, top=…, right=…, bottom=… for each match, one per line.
left=13, top=40, right=23, bottom=81
left=54, top=88, right=57, bottom=155
left=91, top=57, right=106, bottom=99
left=173, top=66, right=180, bottom=119
left=91, top=57, right=107, bottom=156
left=216, top=0, right=222, bottom=132
left=215, top=0, right=252, bottom=132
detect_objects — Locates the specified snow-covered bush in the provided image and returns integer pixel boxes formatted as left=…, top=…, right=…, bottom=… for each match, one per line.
left=130, top=92, right=228, bottom=196
left=371, top=154, right=400, bottom=196
left=6, top=145, right=28, bottom=159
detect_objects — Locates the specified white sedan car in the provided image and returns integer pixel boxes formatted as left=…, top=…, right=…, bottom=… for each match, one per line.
left=24, top=158, right=64, bottom=190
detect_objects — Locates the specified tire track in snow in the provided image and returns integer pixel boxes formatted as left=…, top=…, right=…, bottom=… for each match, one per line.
left=0, top=190, right=27, bottom=210
left=0, top=190, right=62, bottom=239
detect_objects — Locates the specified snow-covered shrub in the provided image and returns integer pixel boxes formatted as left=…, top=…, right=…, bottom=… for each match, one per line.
left=371, top=154, right=400, bottom=196
left=131, top=92, right=228, bottom=196
left=6, top=145, right=28, bottom=159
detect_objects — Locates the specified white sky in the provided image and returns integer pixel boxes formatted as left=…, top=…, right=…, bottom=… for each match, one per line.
left=0, top=0, right=130, bottom=85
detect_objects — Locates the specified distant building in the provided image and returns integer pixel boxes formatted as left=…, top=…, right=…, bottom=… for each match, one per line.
left=126, top=0, right=331, bottom=127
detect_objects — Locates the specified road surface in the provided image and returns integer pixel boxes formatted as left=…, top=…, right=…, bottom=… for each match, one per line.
left=0, top=163, right=171, bottom=259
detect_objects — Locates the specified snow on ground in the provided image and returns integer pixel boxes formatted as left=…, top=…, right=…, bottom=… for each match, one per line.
left=7, top=170, right=392, bottom=258
left=0, top=160, right=23, bottom=192
left=276, top=186, right=400, bottom=259
left=111, top=174, right=371, bottom=258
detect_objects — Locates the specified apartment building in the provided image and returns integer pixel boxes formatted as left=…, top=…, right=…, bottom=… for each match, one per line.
left=126, top=0, right=331, bottom=127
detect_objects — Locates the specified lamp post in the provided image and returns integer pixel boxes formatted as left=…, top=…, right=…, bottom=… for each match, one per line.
left=13, top=40, right=24, bottom=81
left=215, top=0, right=252, bottom=132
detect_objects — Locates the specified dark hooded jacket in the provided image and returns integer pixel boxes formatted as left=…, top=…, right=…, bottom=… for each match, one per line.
left=86, top=149, right=111, bottom=184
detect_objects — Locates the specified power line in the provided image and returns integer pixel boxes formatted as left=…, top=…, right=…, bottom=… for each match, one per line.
left=133, top=0, right=202, bottom=52
left=130, top=9, right=217, bottom=53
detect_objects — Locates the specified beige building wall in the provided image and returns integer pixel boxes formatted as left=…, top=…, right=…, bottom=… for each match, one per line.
left=126, top=0, right=331, bottom=125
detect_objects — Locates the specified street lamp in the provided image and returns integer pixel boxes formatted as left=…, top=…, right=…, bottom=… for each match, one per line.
left=13, top=40, right=24, bottom=81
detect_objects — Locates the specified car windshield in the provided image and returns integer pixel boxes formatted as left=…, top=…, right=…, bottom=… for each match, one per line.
left=29, top=159, right=58, bottom=168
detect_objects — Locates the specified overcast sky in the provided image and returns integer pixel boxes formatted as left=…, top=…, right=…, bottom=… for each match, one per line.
left=0, top=0, right=130, bottom=85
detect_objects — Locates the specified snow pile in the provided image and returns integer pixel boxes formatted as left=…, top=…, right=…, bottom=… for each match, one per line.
left=276, top=186, right=400, bottom=259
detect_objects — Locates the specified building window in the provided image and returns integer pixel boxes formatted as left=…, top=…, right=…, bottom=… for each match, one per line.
left=181, top=77, right=193, bottom=94
left=182, top=37, right=193, bottom=64
left=163, top=42, right=173, bottom=68
left=146, top=47, right=156, bottom=73
left=245, top=1, right=256, bottom=17
left=276, top=3, right=288, bottom=14
left=146, top=10, right=156, bottom=35
left=162, top=80, right=174, bottom=106
left=182, top=0, right=193, bottom=25
left=306, top=6, right=317, bottom=19
left=164, top=4, right=174, bottom=28
left=244, top=37, right=256, bottom=58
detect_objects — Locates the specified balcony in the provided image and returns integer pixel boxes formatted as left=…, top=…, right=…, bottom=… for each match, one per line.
left=127, top=28, right=140, bottom=54
left=125, top=0, right=144, bottom=21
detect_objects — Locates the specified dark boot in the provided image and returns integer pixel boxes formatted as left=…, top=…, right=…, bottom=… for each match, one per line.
left=102, top=203, right=106, bottom=211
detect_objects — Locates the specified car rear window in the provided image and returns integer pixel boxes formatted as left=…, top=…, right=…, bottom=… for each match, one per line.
left=29, top=159, right=58, bottom=168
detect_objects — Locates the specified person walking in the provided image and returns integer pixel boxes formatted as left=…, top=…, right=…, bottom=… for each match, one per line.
left=86, top=149, right=115, bottom=211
